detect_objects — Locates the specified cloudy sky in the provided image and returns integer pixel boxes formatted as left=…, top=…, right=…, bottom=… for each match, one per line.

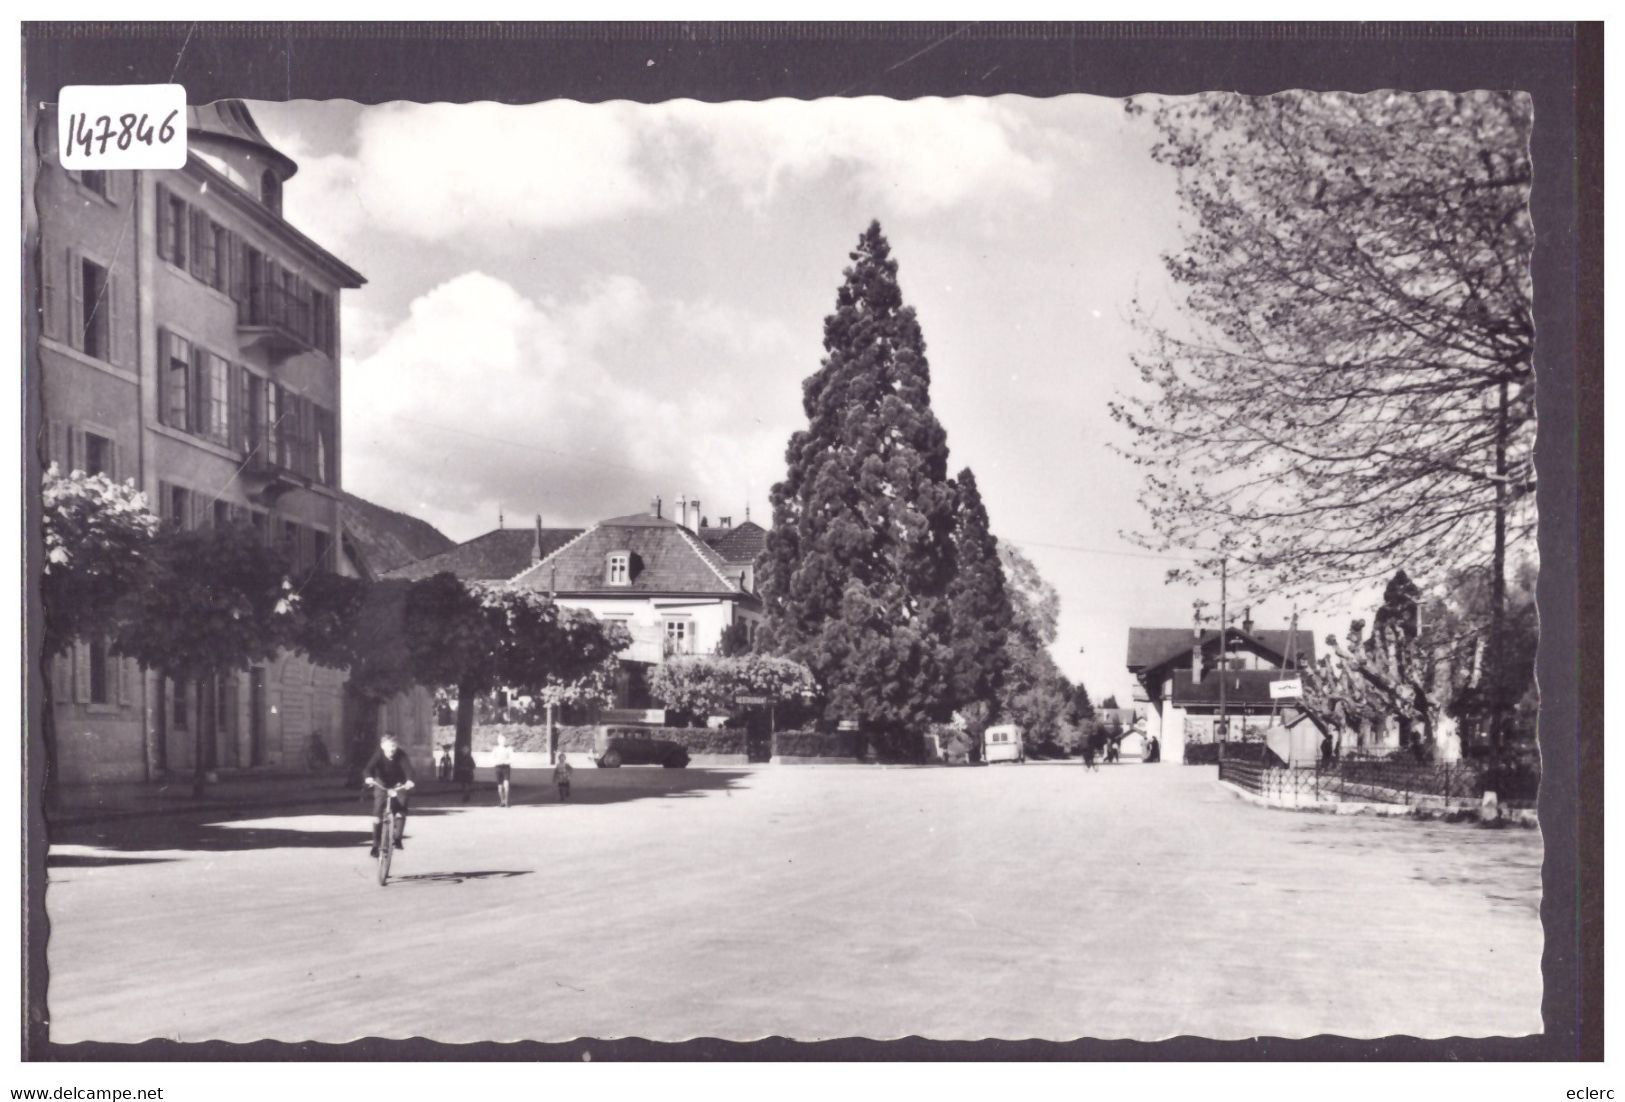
left=252, top=93, right=1297, bottom=705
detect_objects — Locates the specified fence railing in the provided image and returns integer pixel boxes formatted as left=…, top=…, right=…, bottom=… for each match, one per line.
left=1217, top=757, right=1537, bottom=808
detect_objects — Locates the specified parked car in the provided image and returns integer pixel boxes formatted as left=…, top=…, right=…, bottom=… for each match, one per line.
left=984, top=724, right=1025, bottom=764
left=596, top=737, right=690, bottom=769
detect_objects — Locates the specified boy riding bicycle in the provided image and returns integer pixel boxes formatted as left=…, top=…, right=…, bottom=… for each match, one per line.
left=362, top=732, right=416, bottom=858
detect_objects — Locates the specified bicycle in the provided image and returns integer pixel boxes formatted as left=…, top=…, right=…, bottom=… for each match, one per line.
left=371, top=783, right=409, bottom=886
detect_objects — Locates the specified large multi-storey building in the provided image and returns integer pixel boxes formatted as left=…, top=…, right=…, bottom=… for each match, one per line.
left=31, top=101, right=422, bottom=783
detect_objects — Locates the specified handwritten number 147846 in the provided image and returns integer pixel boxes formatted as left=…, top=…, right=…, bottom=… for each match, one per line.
left=63, top=109, right=179, bottom=160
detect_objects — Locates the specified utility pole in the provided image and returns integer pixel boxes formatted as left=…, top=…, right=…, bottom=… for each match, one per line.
left=1217, top=556, right=1228, bottom=758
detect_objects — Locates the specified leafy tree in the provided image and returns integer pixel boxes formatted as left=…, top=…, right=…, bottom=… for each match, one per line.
left=649, top=654, right=817, bottom=726
left=39, top=466, right=158, bottom=802
left=946, top=468, right=1014, bottom=714
left=114, top=523, right=296, bottom=797
left=1099, top=694, right=1119, bottom=711
left=293, top=574, right=420, bottom=770
left=760, top=221, right=959, bottom=760
left=717, top=620, right=753, bottom=657
left=995, top=545, right=1075, bottom=753
left=403, top=575, right=628, bottom=758
left=1063, top=681, right=1095, bottom=728
left=1424, top=557, right=1538, bottom=750
left=403, top=572, right=496, bottom=760
left=1300, top=569, right=1484, bottom=760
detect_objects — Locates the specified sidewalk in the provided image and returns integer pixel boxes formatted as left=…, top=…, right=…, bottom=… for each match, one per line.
left=43, top=770, right=491, bottom=827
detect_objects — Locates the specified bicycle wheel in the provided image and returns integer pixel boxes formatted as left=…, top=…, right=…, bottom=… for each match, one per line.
left=377, top=820, right=393, bottom=886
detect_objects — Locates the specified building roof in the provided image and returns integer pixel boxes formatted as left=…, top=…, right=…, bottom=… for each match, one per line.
left=188, top=101, right=299, bottom=180
left=339, top=492, right=455, bottom=577
left=698, top=519, right=768, bottom=564
left=1127, top=626, right=1315, bottom=672
left=510, top=513, right=751, bottom=598
left=386, top=526, right=584, bottom=583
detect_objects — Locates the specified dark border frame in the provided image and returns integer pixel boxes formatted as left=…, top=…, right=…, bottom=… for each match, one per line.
left=21, top=20, right=1602, bottom=1062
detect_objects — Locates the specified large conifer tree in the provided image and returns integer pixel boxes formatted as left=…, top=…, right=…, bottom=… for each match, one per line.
left=761, top=221, right=958, bottom=759
left=946, top=467, right=1014, bottom=716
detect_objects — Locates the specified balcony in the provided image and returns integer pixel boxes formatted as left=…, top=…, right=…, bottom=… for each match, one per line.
left=239, top=448, right=309, bottom=505
left=236, top=284, right=315, bottom=360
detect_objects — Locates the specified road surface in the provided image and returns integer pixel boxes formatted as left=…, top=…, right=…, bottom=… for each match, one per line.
left=44, top=762, right=1543, bottom=1043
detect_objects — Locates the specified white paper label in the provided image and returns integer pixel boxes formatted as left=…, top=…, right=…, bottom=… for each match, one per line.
left=58, top=84, right=187, bottom=170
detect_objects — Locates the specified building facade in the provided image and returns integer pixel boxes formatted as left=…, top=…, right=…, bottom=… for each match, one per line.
left=1127, top=621, right=1316, bottom=765
left=34, top=101, right=400, bottom=783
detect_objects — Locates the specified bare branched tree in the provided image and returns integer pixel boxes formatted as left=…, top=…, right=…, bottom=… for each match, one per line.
left=1114, top=91, right=1534, bottom=600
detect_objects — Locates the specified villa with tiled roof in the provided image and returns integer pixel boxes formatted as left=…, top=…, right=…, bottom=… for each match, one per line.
left=508, top=498, right=764, bottom=676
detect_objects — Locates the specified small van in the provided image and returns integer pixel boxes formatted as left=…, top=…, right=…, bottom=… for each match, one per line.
left=984, top=724, right=1025, bottom=764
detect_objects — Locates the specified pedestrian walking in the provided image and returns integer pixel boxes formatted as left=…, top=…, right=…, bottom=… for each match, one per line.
left=491, top=733, right=514, bottom=808
left=437, top=744, right=452, bottom=782
left=553, top=753, right=573, bottom=801
left=1082, top=742, right=1097, bottom=771
left=454, top=744, right=476, bottom=803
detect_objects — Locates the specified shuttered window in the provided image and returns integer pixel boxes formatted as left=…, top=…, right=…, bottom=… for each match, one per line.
left=160, top=331, right=192, bottom=429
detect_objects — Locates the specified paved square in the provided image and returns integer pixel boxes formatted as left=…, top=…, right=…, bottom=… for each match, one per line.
left=45, top=763, right=1542, bottom=1043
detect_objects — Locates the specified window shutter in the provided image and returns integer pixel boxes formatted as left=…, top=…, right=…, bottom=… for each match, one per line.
left=155, top=330, right=170, bottom=427
left=41, top=245, right=63, bottom=342
left=51, top=653, right=71, bottom=701
left=46, top=421, right=67, bottom=473
left=106, top=270, right=127, bottom=369
left=155, top=185, right=171, bottom=262
left=190, top=490, right=209, bottom=532
left=229, top=235, right=248, bottom=319
left=156, top=480, right=171, bottom=525
left=190, top=344, right=205, bottom=433
left=72, top=642, right=91, bottom=704
left=112, top=442, right=129, bottom=486
left=104, top=170, right=126, bottom=206
left=68, top=427, right=85, bottom=475
left=226, top=364, right=240, bottom=452
left=66, top=248, right=84, bottom=351
left=117, top=656, right=132, bottom=707
left=189, top=209, right=205, bottom=279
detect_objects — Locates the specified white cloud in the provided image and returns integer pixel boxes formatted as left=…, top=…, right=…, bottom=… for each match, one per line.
left=666, top=96, right=1056, bottom=213
left=341, top=271, right=793, bottom=541
left=263, top=96, right=1065, bottom=253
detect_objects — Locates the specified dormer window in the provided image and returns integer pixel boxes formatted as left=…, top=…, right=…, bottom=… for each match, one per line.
left=606, top=551, right=630, bottom=586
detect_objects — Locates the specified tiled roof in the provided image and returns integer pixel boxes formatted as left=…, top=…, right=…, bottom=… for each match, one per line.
left=511, top=515, right=749, bottom=597
left=339, top=492, right=456, bottom=576
left=1127, top=627, right=1316, bottom=671
left=698, top=519, right=768, bottom=564
left=386, top=527, right=583, bottom=582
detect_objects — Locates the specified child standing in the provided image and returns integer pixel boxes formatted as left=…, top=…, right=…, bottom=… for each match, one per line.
left=491, top=733, right=515, bottom=808
left=553, top=753, right=573, bottom=801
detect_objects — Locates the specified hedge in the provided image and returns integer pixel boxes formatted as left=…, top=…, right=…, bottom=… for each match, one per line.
left=773, top=730, right=860, bottom=759
left=471, top=724, right=550, bottom=752
left=603, top=725, right=747, bottom=755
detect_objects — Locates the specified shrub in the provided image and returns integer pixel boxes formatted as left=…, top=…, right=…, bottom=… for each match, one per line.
left=773, top=730, right=860, bottom=759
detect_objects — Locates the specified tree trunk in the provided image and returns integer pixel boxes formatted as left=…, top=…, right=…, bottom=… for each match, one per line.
left=192, top=676, right=208, bottom=799
left=1489, top=378, right=1510, bottom=751
left=38, top=647, right=60, bottom=812
left=455, top=678, right=477, bottom=757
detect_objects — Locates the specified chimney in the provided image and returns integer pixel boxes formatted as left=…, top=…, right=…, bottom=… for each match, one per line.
left=690, top=497, right=702, bottom=532
left=1242, top=606, right=1254, bottom=637
left=650, top=495, right=662, bottom=518
left=531, top=514, right=544, bottom=565
left=720, top=515, right=732, bottom=528
left=676, top=493, right=687, bottom=527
